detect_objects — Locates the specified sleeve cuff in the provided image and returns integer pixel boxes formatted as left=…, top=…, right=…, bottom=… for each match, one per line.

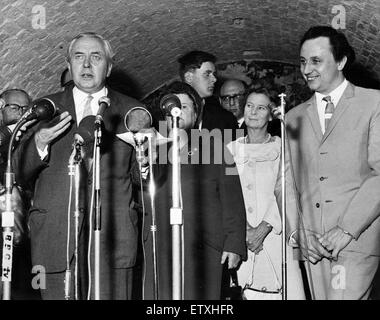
left=37, top=144, right=49, bottom=161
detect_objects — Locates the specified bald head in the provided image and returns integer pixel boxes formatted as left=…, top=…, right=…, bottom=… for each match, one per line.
left=219, top=79, right=246, bottom=119
left=0, top=89, right=31, bottom=125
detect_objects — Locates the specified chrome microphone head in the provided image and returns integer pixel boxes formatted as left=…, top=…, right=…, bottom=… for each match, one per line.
left=124, top=106, right=152, bottom=133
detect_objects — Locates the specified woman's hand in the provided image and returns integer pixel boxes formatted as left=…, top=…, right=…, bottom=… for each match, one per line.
left=246, top=221, right=272, bottom=254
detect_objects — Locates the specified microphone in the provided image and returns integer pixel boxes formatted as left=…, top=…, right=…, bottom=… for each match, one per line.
left=95, top=96, right=110, bottom=125
left=124, top=106, right=153, bottom=164
left=24, top=98, right=57, bottom=121
left=73, top=115, right=96, bottom=160
left=159, top=94, right=181, bottom=117
left=75, top=115, right=95, bottom=146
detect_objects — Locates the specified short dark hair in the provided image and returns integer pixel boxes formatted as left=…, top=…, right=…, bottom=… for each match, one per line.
left=300, top=25, right=355, bottom=68
left=177, top=50, right=217, bottom=81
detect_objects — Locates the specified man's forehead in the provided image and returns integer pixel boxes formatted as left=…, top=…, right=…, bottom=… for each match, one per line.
left=71, top=36, right=105, bottom=53
left=300, top=37, right=333, bottom=57
left=5, top=91, right=29, bottom=103
left=221, top=82, right=245, bottom=94
left=199, top=61, right=216, bottom=72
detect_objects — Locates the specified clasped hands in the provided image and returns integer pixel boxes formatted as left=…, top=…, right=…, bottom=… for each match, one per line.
left=295, top=226, right=353, bottom=264
left=246, top=220, right=273, bottom=255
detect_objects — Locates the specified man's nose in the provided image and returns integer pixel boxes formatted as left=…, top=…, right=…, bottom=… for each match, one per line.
left=83, top=56, right=91, bottom=68
left=228, top=98, right=235, bottom=107
left=302, top=61, right=312, bottom=75
left=210, top=74, right=217, bottom=83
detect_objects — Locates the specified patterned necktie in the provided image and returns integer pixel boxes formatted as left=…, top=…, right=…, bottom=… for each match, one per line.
left=82, top=94, right=93, bottom=120
left=322, top=95, right=334, bottom=132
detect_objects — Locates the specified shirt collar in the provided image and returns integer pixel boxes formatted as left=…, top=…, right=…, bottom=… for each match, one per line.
left=315, top=79, right=348, bottom=106
left=73, top=86, right=108, bottom=105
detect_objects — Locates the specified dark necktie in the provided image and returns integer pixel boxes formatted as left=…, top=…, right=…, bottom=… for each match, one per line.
left=322, top=96, right=334, bottom=132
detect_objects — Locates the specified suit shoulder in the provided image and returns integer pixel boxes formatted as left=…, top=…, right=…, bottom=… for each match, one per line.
left=110, top=89, right=143, bottom=106
left=353, top=86, right=380, bottom=102
left=286, top=98, right=312, bottom=119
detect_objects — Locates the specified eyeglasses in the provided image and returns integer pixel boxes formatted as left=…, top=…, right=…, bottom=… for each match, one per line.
left=220, top=93, right=245, bottom=103
left=4, top=103, right=30, bottom=112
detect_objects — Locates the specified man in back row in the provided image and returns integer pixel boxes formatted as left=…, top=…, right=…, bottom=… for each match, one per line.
left=178, top=50, right=237, bottom=134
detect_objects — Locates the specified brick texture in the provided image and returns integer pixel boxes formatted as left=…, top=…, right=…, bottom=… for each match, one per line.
left=0, top=0, right=379, bottom=100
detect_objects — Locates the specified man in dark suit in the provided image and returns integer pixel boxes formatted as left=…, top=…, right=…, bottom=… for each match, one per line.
left=286, top=26, right=380, bottom=299
left=177, top=51, right=238, bottom=137
left=219, top=79, right=247, bottom=132
left=14, top=32, right=144, bottom=300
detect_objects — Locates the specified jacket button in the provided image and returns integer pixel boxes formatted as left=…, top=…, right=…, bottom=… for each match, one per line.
left=316, top=203, right=320, bottom=208
left=320, top=177, right=325, bottom=181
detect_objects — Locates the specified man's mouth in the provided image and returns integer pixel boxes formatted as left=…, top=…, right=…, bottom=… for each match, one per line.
left=81, top=73, right=93, bottom=79
left=306, top=75, right=319, bottom=81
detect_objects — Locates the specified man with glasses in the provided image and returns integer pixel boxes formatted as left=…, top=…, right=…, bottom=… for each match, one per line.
left=0, top=88, right=35, bottom=300
left=219, top=79, right=246, bottom=131
left=0, top=89, right=32, bottom=170
left=0, top=89, right=31, bottom=127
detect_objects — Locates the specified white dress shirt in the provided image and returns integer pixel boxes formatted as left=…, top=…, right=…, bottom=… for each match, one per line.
left=315, top=79, right=348, bottom=134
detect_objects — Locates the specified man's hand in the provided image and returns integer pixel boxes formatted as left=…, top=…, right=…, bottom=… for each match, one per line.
left=221, top=251, right=241, bottom=269
left=34, top=112, right=72, bottom=151
left=318, top=226, right=353, bottom=261
left=246, top=221, right=272, bottom=254
left=15, top=119, right=37, bottom=142
left=294, top=229, right=332, bottom=263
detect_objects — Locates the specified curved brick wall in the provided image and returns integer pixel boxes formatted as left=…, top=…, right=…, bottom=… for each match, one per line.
left=1, top=0, right=379, bottom=100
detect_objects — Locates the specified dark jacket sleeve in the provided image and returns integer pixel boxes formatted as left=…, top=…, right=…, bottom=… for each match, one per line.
left=219, top=146, right=247, bottom=259
left=12, top=130, right=48, bottom=192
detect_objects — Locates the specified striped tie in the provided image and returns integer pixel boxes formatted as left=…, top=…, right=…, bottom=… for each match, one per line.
left=322, top=95, right=334, bottom=132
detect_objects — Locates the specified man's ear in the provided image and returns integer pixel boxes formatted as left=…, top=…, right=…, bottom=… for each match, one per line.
left=0, top=98, right=5, bottom=109
left=184, top=71, right=193, bottom=85
left=337, top=56, right=347, bottom=71
left=107, top=63, right=113, bottom=77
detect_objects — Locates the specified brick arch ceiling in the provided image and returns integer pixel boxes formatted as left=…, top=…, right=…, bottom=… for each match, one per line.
left=1, top=0, right=379, bottom=100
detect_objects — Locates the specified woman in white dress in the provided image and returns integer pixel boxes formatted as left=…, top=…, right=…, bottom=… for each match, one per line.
left=228, top=89, right=305, bottom=300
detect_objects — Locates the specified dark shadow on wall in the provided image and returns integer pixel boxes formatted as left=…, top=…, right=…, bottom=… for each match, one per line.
left=106, top=67, right=143, bottom=99
left=345, top=62, right=380, bottom=90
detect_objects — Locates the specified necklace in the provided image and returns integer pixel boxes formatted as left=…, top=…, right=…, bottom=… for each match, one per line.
left=245, top=133, right=271, bottom=144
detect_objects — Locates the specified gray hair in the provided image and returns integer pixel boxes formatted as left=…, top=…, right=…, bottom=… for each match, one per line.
left=66, top=32, right=114, bottom=64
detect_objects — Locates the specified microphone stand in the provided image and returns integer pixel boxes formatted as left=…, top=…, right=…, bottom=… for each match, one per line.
left=2, top=116, right=28, bottom=300
left=93, top=121, right=102, bottom=300
left=135, top=132, right=159, bottom=299
left=67, top=141, right=83, bottom=300
left=279, top=93, right=287, bottom=300
left=170, top=108, right=183, bottom=300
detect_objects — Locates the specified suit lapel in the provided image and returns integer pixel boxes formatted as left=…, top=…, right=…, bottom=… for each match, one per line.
left=321, top=82, right=355, bottom=144
left=306, top=95, right=323, bottom=142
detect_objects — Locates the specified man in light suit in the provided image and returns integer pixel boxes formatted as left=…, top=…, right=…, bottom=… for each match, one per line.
left=14, top=32, right=144, bottom=299
left=286, top=25, right=380, bottom=299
